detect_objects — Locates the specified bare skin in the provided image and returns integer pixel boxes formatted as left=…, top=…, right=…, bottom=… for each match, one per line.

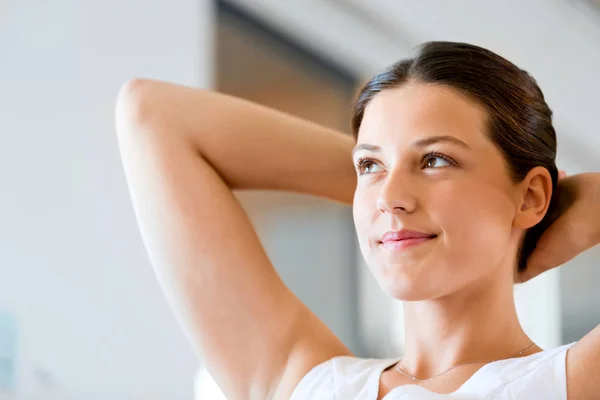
left=115, top=79, right=600, bottom=399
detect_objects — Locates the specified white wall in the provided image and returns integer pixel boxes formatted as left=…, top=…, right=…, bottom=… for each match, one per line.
left=0, top=0, right=212, bottom=398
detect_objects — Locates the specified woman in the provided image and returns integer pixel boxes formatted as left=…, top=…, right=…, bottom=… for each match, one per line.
left=115, top=42, right=600, bottom=399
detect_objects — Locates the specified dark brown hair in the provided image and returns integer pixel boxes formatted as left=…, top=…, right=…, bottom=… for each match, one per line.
left=352, top=41, right=558, bottom=274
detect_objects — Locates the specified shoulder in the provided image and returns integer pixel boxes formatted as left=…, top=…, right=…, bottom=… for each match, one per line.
left=474, top=342, right=576, bottom=400
left=290, top=355, right=399, bottom=400
left=565, top=325, right=600, bottom=400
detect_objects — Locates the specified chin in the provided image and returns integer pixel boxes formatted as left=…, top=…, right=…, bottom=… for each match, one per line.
left=382, top=280, right=439, bottom=302
left=373, top=265, right=443, bottom=302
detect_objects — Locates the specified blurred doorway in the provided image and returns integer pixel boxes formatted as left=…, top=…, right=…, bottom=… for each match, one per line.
left=216, top=2, right=356, bottom=131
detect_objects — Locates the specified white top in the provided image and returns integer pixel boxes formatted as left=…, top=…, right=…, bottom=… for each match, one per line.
left=290, top=342, right=576, bottom=399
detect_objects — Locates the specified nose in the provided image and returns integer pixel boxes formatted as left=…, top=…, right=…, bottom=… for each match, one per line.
left=376, top=171, right=418, bottom=215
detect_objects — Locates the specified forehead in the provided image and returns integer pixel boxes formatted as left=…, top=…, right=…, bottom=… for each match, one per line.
left=357, top=83, right=490, bottom=148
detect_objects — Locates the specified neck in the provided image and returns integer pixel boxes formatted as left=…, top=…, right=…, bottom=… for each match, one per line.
left=399, top=266, right=537, bottom=377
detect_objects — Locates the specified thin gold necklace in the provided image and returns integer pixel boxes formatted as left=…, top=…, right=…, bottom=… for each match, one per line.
left=394, top=342, right=536, bottom=382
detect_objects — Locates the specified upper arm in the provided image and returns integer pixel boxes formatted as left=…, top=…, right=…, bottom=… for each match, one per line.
left=115, top=80, right=351, bottom=399
left=566, top=325, right=600, bottom=399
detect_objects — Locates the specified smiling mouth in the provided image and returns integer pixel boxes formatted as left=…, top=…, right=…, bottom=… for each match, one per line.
left=379, top=235, right=438, bottom=250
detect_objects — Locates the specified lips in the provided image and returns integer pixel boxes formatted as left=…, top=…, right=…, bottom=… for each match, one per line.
left=379, top=230, right=437, bottom=243
left=378, top=230, right=438, bottom=250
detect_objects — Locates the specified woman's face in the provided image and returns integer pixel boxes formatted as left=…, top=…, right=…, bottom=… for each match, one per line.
left=353, top=83, right=522, bottom=301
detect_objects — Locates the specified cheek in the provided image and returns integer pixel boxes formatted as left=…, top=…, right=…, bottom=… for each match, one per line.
left=352, top=184, right=380, bottom=256
left=352, top=188, right=371, bottom=244
left=433, top=181, right=516, bottom=267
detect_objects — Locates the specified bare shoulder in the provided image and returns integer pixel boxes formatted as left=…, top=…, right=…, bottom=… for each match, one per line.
left=566, top=325, right=600, bottom=399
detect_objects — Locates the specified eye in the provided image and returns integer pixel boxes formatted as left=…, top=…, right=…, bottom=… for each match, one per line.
left=355, top=157, right=382, bottom=175
left=422, top=152, right=455, bottom=169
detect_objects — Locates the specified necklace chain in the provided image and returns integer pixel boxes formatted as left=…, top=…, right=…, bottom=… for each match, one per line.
left=394, top=342, right=536, bottom=382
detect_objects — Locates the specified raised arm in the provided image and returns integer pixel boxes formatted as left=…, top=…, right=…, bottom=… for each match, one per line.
left=533, top=172, right=600, bottom=399
left=114, top=79, right=356, bottom=399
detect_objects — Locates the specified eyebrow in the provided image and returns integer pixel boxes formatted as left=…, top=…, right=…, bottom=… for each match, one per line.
left=352, top=135, right=471, bottom=158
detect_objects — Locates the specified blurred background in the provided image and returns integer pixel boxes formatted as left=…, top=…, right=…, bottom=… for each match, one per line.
left=1, top=0, right=599, bottom=398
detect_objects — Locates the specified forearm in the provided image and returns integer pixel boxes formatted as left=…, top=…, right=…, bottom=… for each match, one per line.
left=593, top=172, right=600, bottom=245
left=573, top=172, right=600, bottom=246
left=123, top=79, right=357, bottom=204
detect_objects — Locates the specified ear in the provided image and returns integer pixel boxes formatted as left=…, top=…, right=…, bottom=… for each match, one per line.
left=513, top=167, right=553, bottom=230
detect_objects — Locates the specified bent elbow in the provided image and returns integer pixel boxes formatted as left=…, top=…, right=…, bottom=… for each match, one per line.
left=115, top=78, right=158, bottom=134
